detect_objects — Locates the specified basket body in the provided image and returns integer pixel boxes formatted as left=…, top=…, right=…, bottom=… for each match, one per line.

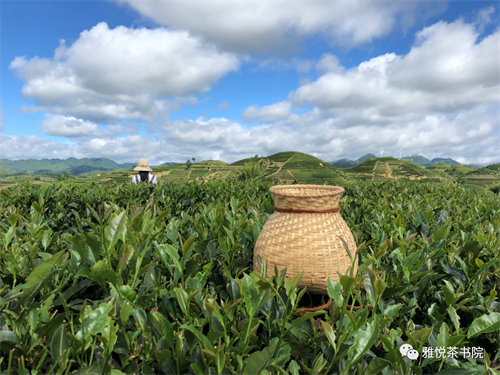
left=254, top=184, right=357, bottom=294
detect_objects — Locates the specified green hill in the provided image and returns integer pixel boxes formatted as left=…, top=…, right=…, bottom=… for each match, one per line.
left=463, top=163, right=500, bottom=188
left=344, top=157, right=445, bottom=182
left=333, top=154, right=461, bottom=169
left=262, top=151, right=347, bottom=185
left=332, top=153, right=382, bottom=169
left=401, top=155, right=432, bottom=167
left=430, top=157, right=460, bottom=166
left=150, top=151, right=347, bottom=185
left=474, top=163, right=500, bottom=175
left=2, top=154, right=498, bottom=193
left=357, top=153, right=377, bottom=163
left=330, top=158, right=355, bottom=169
left=0, top=157, right=135, bottom=176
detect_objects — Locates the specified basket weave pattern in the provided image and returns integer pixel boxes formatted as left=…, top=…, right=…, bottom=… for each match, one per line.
left=254, top=185, right=357, bottom=294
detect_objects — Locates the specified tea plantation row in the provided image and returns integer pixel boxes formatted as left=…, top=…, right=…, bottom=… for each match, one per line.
left=0, top=179, right=499, bottom=374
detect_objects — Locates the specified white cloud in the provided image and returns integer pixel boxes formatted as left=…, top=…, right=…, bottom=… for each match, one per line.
left=475, top=6, right=496, bottom=33
left=2, top=103, right=498, bottom=165
left=290, top=19, right=499, bottom=126
left=315, top=54, right=343, bottom=74
left=42, top=115, right=99, bottom=137
left=0, top=134, right=84, bottom=160
left=10, top=22, right=239, bottom=123
left=389, top=19, right=499, bottom=92
left=115, top=1, right=431, bottom=53
left=4, top=17, right=498, bottom=166
left=40, top=114, right=140, bottom=139
left=242, top=102, right=292, bottom=123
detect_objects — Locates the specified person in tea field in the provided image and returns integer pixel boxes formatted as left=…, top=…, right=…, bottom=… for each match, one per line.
left=132, top=158, right=157, bottom=184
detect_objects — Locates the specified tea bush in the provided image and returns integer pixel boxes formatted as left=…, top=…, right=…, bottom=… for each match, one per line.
left=0, top=179, right=499, bottom=374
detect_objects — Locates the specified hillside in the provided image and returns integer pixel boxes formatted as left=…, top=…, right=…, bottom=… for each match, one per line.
left=344, top=157, right=447, bottom=182
left=331, top=153, right=377, bottom=169
left=260, top=151, right=348, bottom=185
left=463, top=163, right=500, bottom=188
left=401, top=155, right=432, bottom=166
left=430, top=157, right=460, bottom=166
left=334, top=154, right=461, bottom=169
left=145, top=152, right=347, bottom=185
left=1, top=153, right=498, bottom=194
left=471, top=163, right=500, bottom=176
left=0, top=157, right=135, bottom=176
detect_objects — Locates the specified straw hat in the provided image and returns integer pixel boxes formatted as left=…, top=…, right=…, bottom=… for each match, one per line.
left=134, top=158, right=152, bottom=172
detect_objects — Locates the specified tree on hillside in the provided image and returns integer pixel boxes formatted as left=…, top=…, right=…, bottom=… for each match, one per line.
left=186, top=160, right=192, bottom=169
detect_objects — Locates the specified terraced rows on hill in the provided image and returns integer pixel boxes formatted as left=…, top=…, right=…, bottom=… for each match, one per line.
left=261, top=152, right=348, bottom=185
left=344, top=157, right=443, bottom=182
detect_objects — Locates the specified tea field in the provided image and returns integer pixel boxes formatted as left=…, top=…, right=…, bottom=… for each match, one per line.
left=0, top=179, right=499, bottom=374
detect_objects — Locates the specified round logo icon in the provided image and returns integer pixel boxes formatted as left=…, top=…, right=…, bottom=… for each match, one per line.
left=399, top=343, right=413, bottom=357
left=407, top=349, right=419, bottom=360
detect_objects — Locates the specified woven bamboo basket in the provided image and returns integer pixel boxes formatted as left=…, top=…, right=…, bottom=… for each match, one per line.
left=254, top=184, right=357, bottom=294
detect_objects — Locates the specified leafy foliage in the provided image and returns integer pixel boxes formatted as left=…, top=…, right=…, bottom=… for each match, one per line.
left=238, top=160, right=267, bottom=181
left=0, top=179, right=499, bottom=374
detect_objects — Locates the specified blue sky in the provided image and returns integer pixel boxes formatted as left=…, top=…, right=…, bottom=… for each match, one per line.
left=1, top=1, right=499, bottom=165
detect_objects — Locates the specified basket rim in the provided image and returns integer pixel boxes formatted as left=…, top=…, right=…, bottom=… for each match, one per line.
left=270, top=184, right=344, bottom=197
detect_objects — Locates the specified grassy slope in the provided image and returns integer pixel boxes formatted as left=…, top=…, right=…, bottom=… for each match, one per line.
left=263, top=151, right=347, bottom=185
left=426, top=163, right=500, bottom=189
left=344, top=157, right=449, bottom=182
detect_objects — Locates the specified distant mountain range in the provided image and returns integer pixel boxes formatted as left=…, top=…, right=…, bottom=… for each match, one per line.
left=332, top=154, right=464, bottom=169
left=0, top=158, right=135, bottom=176
left=0, top=153, right=492, bottom=178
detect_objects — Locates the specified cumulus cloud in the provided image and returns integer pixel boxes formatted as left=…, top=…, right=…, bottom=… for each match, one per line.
left=0, top=134, right=84, bottom=160
left=4, top=103, right=498, bottom=166
left=4, top=16, right=498, bottom=166
left=115, top=1, right=430, bottom=53
left=10, top=22, right=239, bottom=123
left=242, top=102, right=292, bottom=123
left=389, top=19, right=498, bottom=92
left=290, top=19, right=499, bottom=126
left=315, top=54, right=343, bottom=74
left=39, top=114, right=140, bottom=139
left=42, top=115, right=99, bottom=137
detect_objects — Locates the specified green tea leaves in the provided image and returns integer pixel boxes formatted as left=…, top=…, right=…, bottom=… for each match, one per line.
left=0, top=177, right=499, bottom=374
left=104, top=210, right=127, bottom=250
left=51, top=324, right=69, bottom=362
left=327, top=279, right=344, bottom=307
left=345, top=320, right=380, bottom=371
left=26, top=250, right=65, bottom=287
left=0, top=331, right=21, bottom=351
left=434, top=225, right=450, bottom=242
left=242, top=274, right=259, bottom=317
left=468, top=312, right=500, bottom=339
